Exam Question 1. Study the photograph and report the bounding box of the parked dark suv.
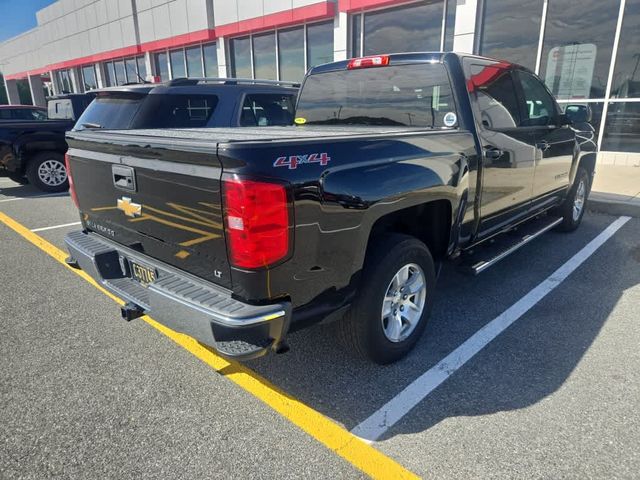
[74,78,299,131]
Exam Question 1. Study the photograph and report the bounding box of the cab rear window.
[296,63,457,128]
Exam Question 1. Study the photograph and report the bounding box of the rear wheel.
[556,167,590,232]
[26,152,68,193]
[339,234,436,364]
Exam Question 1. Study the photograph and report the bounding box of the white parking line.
[31,221,81,232]
[0,193,68,203]
[352,215,632,443]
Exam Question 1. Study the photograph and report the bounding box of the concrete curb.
[588,198,640,218]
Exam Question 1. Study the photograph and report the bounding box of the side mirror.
[564,104,592,124]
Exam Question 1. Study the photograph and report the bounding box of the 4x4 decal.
[273,153,330,170]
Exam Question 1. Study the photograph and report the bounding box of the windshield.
[295,63,457,128]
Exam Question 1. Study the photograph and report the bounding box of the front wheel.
[555,167,590,232]
[339,234,436,364]
[25,152,69,193]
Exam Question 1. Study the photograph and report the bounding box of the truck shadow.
[0,182,70,200]
[243,214,639,440]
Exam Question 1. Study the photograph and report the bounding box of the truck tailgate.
[66,136,230,288]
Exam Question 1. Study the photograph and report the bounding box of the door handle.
[536,140,551,151]
[483,147,503,159]
[112,164,136,192]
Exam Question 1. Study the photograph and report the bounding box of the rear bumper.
[64,230,291,360]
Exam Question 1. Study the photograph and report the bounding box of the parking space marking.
[352,216,632,443]
[0,211,418,480]
[31,221,82,232]
[0,193,68,203]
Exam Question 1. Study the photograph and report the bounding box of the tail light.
[65,153,79,207]
[347,55,390,69]
[222,175,291,269]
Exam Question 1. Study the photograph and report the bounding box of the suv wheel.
[339,233,436,364]
[26,152,69,193]
[556,167,590,232]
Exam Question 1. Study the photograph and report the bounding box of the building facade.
[1,0,638,164]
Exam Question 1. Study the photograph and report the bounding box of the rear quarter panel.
[218,130,477,310]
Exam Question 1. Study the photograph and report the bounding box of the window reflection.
[253,33,277,79]
[363,1,443,56]
[610,0,640,98]
[155,52,169,82]
[82,65,97,90]
[278,27,305,81]
[540,0,618,99]
[170,49,186,79]
[230,36,252,78]
[602,102,640,152]
[480,0,543,71]
[186,46,203,77]
[203,43,218,77]
[307,22,334,68]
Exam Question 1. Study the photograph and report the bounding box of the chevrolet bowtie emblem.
[117,197,142,218]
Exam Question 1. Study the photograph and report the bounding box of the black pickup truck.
[0,93,95,191]
[64,53,596,364]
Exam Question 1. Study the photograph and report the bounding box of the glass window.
[351,14,362,57]
[74,94,145,130]
[230,36,252,78]
[252,32,276,79]
[105,62,116,86]
[468,63,521,129]
[203,43,218,77]
[125,58,137,83]
[601,102,640,152]
[186,46,203,77]
[11,108,47,120]
[155,52,169,81]
[296,63,456,128]
[131,94,219,128]
[362,2,443,56]
[540,0,619,99]
[443,0,457,51]
[517,70,559,126]
[307,21,334,68]
[480,0,543,71]
[610,0,640,98]
[136,56,147,81]
[239,93,295,126]
[82,65,97,90]
[114,60,126,85]
[170,49,186,79]
[278,27,305,81]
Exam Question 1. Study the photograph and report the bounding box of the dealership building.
[1,0,638,163]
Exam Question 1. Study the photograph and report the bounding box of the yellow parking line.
[0,211,419,480]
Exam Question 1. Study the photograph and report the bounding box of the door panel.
[515,70,575,204]
[465,61,537,229]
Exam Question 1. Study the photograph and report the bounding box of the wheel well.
[579,152,597,178]
[367,200,452,260]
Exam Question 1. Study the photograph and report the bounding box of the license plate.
[130,261,158,285]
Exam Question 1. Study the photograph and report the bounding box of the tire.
[25,151,69,193]
[6,172,29,185]
[555,167,590,232]
[339,233,436,364]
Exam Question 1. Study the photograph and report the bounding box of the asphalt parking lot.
[1,175,639,479]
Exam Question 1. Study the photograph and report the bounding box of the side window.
[240,94,295,127]
[468,63,521,129]
[517,71,558,127]
[30,110,48,120]
[0,109,12,120]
